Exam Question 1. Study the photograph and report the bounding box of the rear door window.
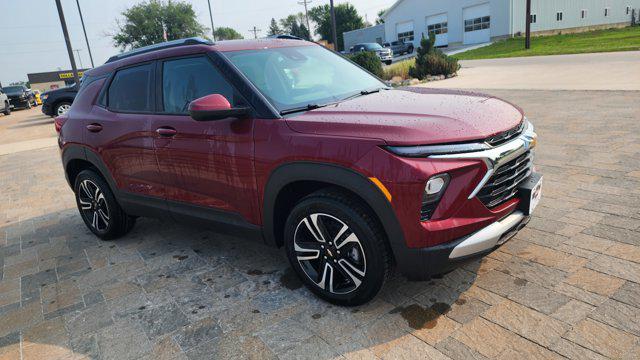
[107,63,154,112]
[161,56,236,114]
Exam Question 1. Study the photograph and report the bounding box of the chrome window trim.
[430,120,536,199]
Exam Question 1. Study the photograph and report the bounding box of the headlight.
[421,174,450,221]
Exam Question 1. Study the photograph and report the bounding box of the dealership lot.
[1,89,639,359]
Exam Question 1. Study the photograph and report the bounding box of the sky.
[0,0,394,85]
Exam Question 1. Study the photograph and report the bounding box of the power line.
[249,26,261,39]
[73,49,84,69]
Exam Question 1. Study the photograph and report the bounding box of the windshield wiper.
[279,103,326,116]
[340,87,388,102]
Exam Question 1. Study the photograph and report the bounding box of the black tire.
[284,188,391,306]
[54,101,72,116]
[2,102,9,115]
[407,46,414,54]
[385,60,393,66]
[74,169,136,240]
[26,101,31,109]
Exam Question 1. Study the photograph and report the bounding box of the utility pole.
[329,0,338,50]
[207,0,216,41]
[298,0,312,40]
[75,0,94,67]
[249,26,261,39]
[55,0,80,86]
[525,0,531,49]
[73,49,84,69]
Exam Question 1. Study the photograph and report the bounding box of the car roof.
[86,38,316,77]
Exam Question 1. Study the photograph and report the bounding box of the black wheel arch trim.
[263,161,416,271]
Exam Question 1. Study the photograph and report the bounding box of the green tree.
[376,9,386,24]
[309,3,364,51]
[279,14,310,40]
[268,18,282,36]
[113,0,206,50]
[214,27,244,40]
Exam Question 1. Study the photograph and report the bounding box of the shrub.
[409,34,460,79]
[382,58,415,80]
[347,51,384,78]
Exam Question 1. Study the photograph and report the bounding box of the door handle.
[156,127,177,137]
[86,123,102,132]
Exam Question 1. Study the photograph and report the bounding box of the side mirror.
[188,94,250,121]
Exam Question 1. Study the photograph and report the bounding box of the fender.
[262,162,413,267]
[61,144,119,192]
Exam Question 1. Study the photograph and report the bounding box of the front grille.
[477,151,533,208]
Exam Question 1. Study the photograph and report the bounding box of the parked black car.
[41,84,77,117]
[3,85,36,110]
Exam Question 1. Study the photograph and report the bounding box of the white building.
[376,0,639,48]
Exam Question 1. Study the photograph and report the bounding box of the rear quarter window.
[107,63,154,112]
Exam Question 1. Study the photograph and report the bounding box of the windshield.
[364,43,383,50]
[224,45,385,113]
[3,86,24,94]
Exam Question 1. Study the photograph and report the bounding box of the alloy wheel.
[293,213,367,294]
[57,104,71,116]
[78,179,110,232]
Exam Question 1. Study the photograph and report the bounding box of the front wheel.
[2,102,9,115]
[26,101,31,109]
[54,102,72,116]
[74,169,136,240]
[385,60,393,65]
[284,189,391,306]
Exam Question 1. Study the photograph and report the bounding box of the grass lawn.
[454,26,640,60]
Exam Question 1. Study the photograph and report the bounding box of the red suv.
[57,38,541,305]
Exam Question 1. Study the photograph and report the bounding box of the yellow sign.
[59,71,84,79]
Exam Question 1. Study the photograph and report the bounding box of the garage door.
[426,13,448,47]
[463,3,491,45]
[396,21,414,43]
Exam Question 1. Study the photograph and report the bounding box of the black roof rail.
[105,37,213,64]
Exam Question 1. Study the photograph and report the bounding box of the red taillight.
[54,115,67,133]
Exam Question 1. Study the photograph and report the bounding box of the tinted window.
[162,57,235,114]
[108,64,153,112]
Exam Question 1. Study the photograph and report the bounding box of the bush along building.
[345,0,640,50]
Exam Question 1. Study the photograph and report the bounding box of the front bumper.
[397,211,530,280]
[8,97,29,108]
[42,103,53,116]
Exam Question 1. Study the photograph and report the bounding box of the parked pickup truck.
[383,40,414,56]
[351,43,393,65]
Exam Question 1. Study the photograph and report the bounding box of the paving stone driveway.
[1,90,639,360]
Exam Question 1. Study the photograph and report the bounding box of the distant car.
[3,85,36,110]
[0,88,10,115]
[42,84,77,116]
[351,43,393,65]
[33,90,42,105]
[383,40,414,56]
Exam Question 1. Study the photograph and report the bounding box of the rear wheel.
[74,169,136,240]
[284,189,391,306]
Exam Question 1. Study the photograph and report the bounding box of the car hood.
[285,88,524,146]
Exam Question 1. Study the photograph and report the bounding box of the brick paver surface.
[1,90,639,359]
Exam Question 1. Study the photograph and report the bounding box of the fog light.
[426,177,446,195]
[421,174,450,221]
